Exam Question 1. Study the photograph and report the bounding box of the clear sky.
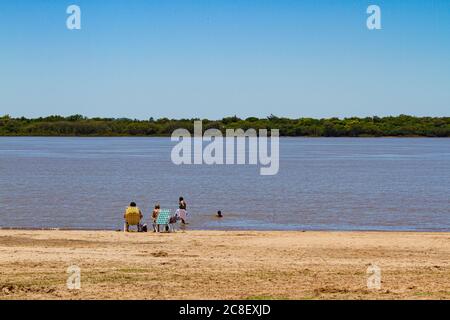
[0,0,449,119]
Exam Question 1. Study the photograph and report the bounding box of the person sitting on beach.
[176,196,188,225]
[152,204,160,232]
[124,202,143,232]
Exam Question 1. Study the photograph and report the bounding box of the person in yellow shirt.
[123,202,143,232]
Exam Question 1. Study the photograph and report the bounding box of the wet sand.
[0,229,449,300]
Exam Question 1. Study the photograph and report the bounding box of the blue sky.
[0,0,449,119]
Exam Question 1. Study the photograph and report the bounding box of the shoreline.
[2,135,450,138]
[1,229,449,300]
[1,227,449,233]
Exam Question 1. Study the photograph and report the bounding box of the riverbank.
[2,115,450,137]
[0,229,449,299]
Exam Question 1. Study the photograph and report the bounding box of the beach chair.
[124,209,141,232]
[156,209,175,232]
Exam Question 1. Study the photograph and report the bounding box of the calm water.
[0,137,449,231]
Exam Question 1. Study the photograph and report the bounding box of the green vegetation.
[1,114,449,137]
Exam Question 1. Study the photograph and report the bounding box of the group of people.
[123,197,188,232]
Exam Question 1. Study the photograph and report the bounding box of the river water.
[0,137,449,231]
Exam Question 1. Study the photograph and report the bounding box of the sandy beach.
[0,229,449,300]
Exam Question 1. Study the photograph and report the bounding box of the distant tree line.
[1,114,449,137]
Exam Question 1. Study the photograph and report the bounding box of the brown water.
[0,137,449,231]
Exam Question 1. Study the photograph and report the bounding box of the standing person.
[152,204,160,232]
[177,196,188,224]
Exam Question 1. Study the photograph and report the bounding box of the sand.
[0,229,449,300]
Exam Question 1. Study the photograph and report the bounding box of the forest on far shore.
[1,114,450,137]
